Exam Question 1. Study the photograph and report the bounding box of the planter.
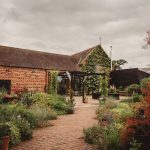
[0,136,10,150]
[109,93,120,100]
[92,93,101,99]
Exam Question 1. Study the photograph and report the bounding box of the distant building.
[110,68,150,88]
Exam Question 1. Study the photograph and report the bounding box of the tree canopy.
[112,59,127,70]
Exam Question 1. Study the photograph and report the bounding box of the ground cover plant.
[84,99,133,150]
[120,77,150,150]
[84,78,150,150]
[0,90,75,147]
[83,77,150,150]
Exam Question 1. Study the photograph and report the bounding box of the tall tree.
[112,59,127,70]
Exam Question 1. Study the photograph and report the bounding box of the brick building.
[0,45,109,94]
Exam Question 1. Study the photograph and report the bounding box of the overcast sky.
[0,0,150,68]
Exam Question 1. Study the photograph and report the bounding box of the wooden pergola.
[58,71,105,103]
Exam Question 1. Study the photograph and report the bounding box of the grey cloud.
[0,0,150,67]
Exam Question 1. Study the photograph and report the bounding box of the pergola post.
[66,71,74,101]
[82,76,87,103]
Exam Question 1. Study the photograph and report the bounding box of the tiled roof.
[0,44,102,71]
[72,45,99,64]
[0,45,78,71]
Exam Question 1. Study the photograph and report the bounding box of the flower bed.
[83,77,150,150]
[0,91,75,148]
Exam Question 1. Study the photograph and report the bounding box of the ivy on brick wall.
[48,71,58,94]
[81,45,110,93]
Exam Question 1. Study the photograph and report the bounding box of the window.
[0,80,11,94]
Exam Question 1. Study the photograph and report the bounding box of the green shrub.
[0,104,37,129]
[20,92,33,107]
[83,125,101,145]
[96,107,114,124]
[97,101,118,124]
[129,137,142,150]
[126,84,141,96]
[108,87,117,94]
[83,124,123,150]
[13,119,32,141]
[30,93,74,115]
[12,105,37,128]
[0,104,34,146]
[9,122,21,145]
[132,93,143,103]
[100,123,122,150]
[0,122,21,146]
[29,105,57,127]
[104,100,118,109]
[140,77,150,89]
[65,103,75,114]
[111,103,134,123]
[0,87,7,102]
[31,93,50,106]
[120,98,132,103]
[49,95,75,115]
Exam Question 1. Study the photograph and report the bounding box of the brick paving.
[11,97,99,150]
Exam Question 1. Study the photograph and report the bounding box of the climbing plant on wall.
[48,70,58,94]
[99,75,109,97]
[81,45,110,93]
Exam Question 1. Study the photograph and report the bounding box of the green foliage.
[50,97,75,115]
[132,93,143,103]
[48,71,58,94]
[110,103,134,123]
[83,124,122,150]
[0,87,7,103]
[12,119,32,141]
[120,98,133,103]
[126,84,141,96]
[0,122,21,146]
[0,122,10,139]
[83,45,110,93]
[129,137,142,150]
[97,100,118,123]
[112,59,127,70]
[99,76,109,97]
[83,125,101,145]
[84,100,134,150]
[31,92,50,106]
[93,100,134,149]
[0,104,37,129]
[9,123,21,145]
[29,105,57,127]
[29,93,75,115]
[100,123,121,150]
[20,92,33,107]
[140,77,150,89]
[96,107,114,124]
[0,104,34,146]
[109,87,117,94]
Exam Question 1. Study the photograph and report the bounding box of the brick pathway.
[11,97,99,150]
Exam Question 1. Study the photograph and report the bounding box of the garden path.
[11,96,99,150]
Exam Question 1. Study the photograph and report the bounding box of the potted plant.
[92,92,101,99]
[0,122,10,150]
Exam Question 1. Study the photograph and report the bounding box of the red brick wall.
[0,66,47,93]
